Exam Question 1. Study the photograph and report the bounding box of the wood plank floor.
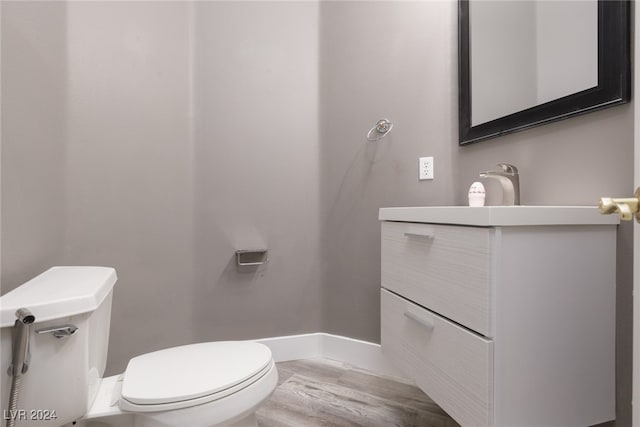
[256,358,459,427]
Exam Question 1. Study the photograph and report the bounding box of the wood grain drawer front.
[381,221,492,336]
[381,289,493,427]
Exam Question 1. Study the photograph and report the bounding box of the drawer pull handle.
[403,232,435,240]
[404,311,435,331]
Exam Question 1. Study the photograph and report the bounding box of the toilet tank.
[0,267,117,427]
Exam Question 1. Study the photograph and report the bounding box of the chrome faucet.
[479,163,520,206]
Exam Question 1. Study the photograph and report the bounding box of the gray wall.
[1,1,323,375]
[63,1,196,373]
[189,0,323,350]
[2,1,633,424]
[1,1,67,287]
[319,0,457,341]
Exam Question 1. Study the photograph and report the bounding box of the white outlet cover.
[419,157,434,180]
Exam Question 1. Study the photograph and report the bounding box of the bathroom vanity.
[379,206,619,427]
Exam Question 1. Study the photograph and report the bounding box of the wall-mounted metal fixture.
[366,118,393,141]
[236,249,268,268]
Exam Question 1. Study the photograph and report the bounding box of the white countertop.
[378,206,620,226]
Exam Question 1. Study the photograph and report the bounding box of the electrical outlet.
[419,156,434,180]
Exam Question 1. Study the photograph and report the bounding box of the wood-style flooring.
[256,358,459,427]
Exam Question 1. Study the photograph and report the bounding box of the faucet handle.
[479,163,520,206]
[496,163,518,174]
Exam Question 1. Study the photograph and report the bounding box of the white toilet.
[0,267,278,427]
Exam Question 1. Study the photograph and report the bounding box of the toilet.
[0,267,278,427]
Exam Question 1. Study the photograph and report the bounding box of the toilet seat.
[119,342,273,413]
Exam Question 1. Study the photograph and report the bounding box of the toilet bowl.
[0,267,278,427]
[75,342,278,427]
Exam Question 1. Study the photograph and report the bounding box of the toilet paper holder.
[236,249,268,267]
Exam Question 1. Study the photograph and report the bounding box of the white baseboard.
[252,333,405,378]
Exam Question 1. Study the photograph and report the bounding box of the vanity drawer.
[381,221,492,336]
[381,289,493,427]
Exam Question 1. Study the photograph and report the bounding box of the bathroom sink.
[378,206,620,226]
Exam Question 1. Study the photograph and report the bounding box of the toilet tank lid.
[0,267,117,327]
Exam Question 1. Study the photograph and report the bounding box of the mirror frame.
[458,0,631,145]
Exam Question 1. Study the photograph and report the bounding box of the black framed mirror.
[459,0,630,145]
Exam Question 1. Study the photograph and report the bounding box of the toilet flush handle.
[35,325,78,339]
